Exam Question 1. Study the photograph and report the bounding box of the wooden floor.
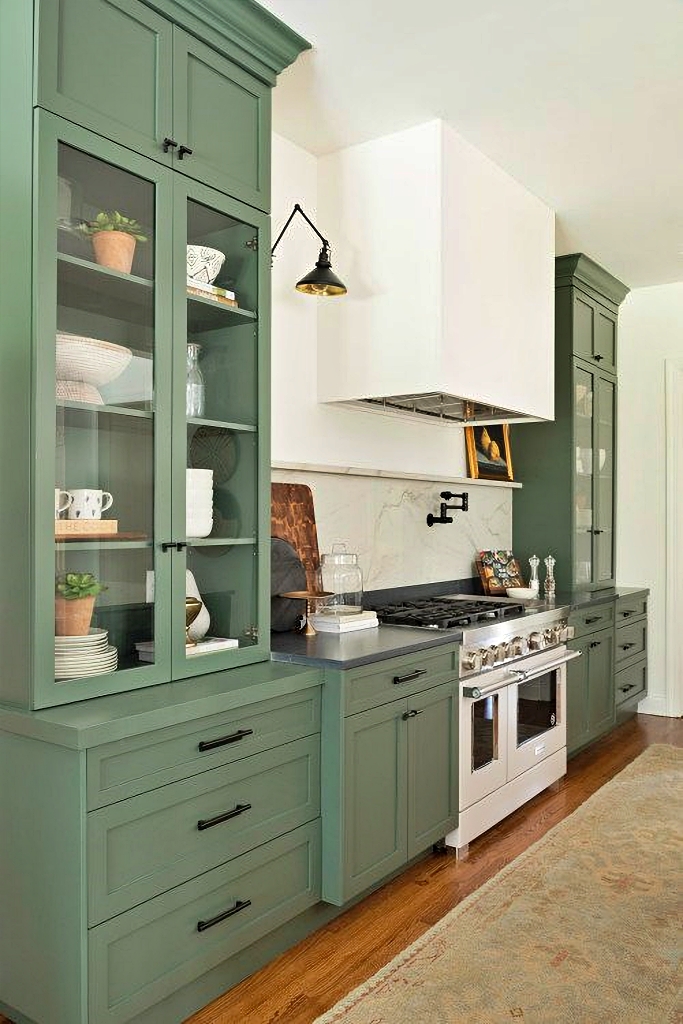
[2,713,680,1024]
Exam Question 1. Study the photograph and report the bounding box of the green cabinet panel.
[36,0,273,210]
[89,820,320,1024]
[615,658,647,709]
[87,687,320,807]
[566,621,615,756]
[513,254,627,592]
[88,734,320,923]
[343,700,408,898]
[343,646,455,716]
[322,665,458,907]
[571,602,614,638]
[173,29,270,210]
[407,683,458,857]
[615,618,647,665]
[36,0,174,166]
[614,591,648,722]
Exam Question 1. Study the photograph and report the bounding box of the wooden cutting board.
[271,483,321,592]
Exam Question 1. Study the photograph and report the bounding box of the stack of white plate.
[54,628,118,680]
[187,468,213,537]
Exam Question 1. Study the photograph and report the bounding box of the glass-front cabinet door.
[33,113,268,709]
[170,178,269,677]
[594,373,616,586]
[573,363,594,587]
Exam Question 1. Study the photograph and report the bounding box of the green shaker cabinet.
[36,0,276,211]
[513,254,629,592]
[615,591,648,722]
[322,649,459,906]
[566,611,615,756]
[1,0,309,710]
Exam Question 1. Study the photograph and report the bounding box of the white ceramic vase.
[186,570,210,640]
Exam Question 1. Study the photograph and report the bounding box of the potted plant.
[55,572,107,637]
[79,210,147,274]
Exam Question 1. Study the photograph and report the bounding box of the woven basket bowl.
[56,332,132,387]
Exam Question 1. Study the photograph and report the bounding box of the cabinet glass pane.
[595,376,615,582]
[183,198,260,658]
[573,365,593,585]
[55,144,157,678]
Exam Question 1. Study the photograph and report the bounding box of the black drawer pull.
[393,669,427,685]
[162,136,178,153]
[594,353,604,361]
[401,708,425,720]
[584,616,601,624]
[197,802,252,831]
[592,529,604,535]
[197,898,251,933]
[621,610,634,617]
[178,144,193,159]
[620,683,636,693]
[198,728,254,752]
[589,640,601,648]
[620,642,636,650]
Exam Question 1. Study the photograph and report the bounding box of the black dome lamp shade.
[271,203,347,297]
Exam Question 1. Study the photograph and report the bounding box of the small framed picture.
[465,424,514,482]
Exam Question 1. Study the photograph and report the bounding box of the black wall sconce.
[427,491,469,527]
[271,203,347,296]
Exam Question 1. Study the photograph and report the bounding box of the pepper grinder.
[528,554,540,597]
[543,555,556,600]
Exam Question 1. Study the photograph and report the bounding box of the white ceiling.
[258,0,683,289]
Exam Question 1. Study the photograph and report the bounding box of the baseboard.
[637,695,673,717]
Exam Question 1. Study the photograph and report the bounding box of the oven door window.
[516,670,557,747]
[472,693,500,770]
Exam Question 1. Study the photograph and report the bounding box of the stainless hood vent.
[359,393,539,425]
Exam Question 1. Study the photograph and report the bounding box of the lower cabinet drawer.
[88,735,320,925]
[615,620,647,664]
[616,594,648,621]
[570,602,614,638]
[87,688,321,808]
[344,647,456,715]
[89,820,321,1024]
[615,659,647,707]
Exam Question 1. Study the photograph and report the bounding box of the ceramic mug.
[55,489,73,519]
[67,489,114,520]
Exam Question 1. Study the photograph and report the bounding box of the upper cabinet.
[316,119,556,424]
[0,0,309,709]
[513,255,628,592]
[34,0,296,212]
[555,254,628,376]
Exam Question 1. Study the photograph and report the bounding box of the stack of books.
[186,279,238,307]
[135,637,239,661]
[308,610,378,634]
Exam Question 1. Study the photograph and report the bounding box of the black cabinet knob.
[163,137,178,153]
[178,144,193,159]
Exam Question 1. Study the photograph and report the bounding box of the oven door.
[460,672,510,810]
[507,648,581,781]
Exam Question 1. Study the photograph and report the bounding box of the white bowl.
[506,587,537,600]
[56,333,132,387]
[186,468,213,483]
[186,245,225,285]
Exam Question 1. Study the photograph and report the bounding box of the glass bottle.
[186,342,205,418]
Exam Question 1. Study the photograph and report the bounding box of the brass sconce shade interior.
[271,203,347,296]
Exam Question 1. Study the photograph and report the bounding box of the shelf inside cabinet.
[57,254,153,326]
[187,416,256,433]
[55,537,151,550]
[187,537,256,547]
[58,400,153,418]
[186,293,257,333]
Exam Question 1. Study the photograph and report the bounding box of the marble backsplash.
[271,464,515,591]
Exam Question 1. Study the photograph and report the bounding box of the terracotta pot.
[55,595,96,637]
[91,231,137,274]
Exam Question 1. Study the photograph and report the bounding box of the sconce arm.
[271,203,330,257]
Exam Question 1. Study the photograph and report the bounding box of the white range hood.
[316,120,555,424]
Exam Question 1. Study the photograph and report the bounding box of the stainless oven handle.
[517,648,582,682]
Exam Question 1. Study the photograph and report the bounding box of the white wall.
[617,282,683,716]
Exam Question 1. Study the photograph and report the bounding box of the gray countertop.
[270,585,650,670]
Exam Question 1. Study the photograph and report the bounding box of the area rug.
[314,744,683,1024]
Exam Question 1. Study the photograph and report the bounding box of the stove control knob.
[528,631,543,650]
[481,647,495,668]
[490,644,502,665]
[511,636,527,656]
[544,627,558,645]
[498,641,511,660]
[462,650,481,673]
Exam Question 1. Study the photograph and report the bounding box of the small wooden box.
[55,519,118,537]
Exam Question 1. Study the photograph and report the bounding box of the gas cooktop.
[371,595,526,630]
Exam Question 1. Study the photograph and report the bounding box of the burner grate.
[373,597,524,630]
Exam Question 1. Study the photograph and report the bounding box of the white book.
[186,278,236,300]
[136,636,239,659]
[308,612,378,633]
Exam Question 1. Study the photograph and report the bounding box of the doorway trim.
[665,359,683,717]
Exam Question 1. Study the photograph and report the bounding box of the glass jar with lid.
[321,543,363,613]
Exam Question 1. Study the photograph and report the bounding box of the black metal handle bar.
[393,669,427,685]
[198,728,254,752]
[197,898,251,933]
[197,803,252,831]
